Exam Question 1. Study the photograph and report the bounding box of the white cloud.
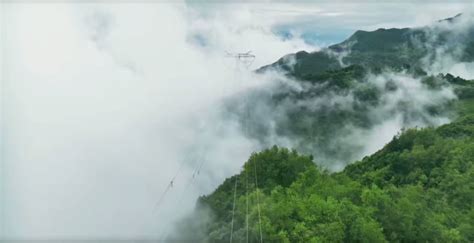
[1,2,312,239]
[1,1,471,240]
[238,1,471,45]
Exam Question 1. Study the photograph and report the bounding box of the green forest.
[191,109,474,242]
[173,14,474,242]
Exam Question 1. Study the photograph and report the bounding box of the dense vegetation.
[173,14,474,242]
[179,112,474,242]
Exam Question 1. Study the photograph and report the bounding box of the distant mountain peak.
[258,13,473,78]
[438,13,463,23]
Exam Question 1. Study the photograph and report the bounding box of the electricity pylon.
[225,50,256,69]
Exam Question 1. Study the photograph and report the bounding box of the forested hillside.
[176,105,474,242]
[172,14,474,242]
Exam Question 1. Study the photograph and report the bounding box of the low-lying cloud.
[1,3,311,239]
[1,2,472,241]
[224,70,456,171]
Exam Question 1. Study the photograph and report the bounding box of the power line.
[254,160,263,243]
[161,147,209,240]
[246,170,249,243]
[245,76,250,243]
[153,159,187,241]
[153,161,185,210]
[177,147,208,206]
[144,50,257,240]
[177,164,199,205]
[139,152,195,240]
[229,176,238,243]
[226,49,258,243]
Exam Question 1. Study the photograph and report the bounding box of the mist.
[222,13,473,171]
[1,3,313,239]
[1,2,472,241]
[223,70,456,172]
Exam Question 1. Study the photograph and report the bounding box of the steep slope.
[175,110,474,242]
[172,14,474,242]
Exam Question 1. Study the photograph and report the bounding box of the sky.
[0,0,473,240]
[186,1,472,46]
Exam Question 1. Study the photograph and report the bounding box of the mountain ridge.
[172,14,474,242]
[258,13,473,80]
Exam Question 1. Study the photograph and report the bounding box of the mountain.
[172,14,474,242]
[258,13,474,79]
[224,14,474,168]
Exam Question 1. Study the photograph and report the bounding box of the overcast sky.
[1,1,473,240]
[186,1,473,46]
